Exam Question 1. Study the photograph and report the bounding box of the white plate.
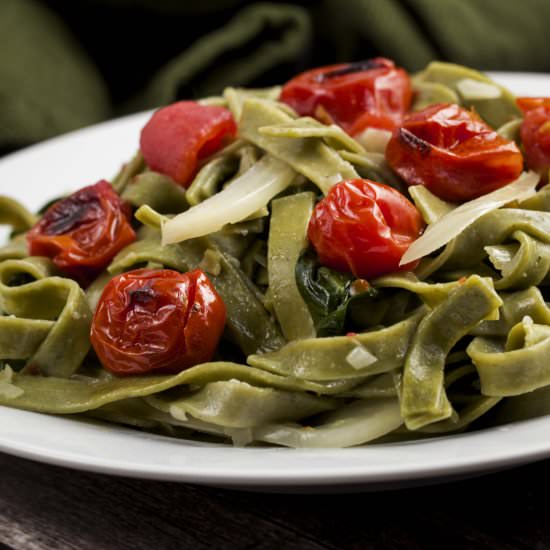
[0,73,548,492]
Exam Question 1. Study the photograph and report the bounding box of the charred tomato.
[90,268,226,376]
[280,58,412,134]
[27,180,136,285]
[385,103,523,202]
[517,97,550,177]
[307,179,425,279]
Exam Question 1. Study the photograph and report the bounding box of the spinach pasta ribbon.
[400,276,502,430]
[248,308,426,381]
[0,257,92,377]
[469,317,550,396]
[239,97,358,194]
[443,209,550,272]
[0,361,342,414]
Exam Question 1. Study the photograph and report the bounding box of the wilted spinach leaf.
[295,249,379,336]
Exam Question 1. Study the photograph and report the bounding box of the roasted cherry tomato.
[307,179,425,279]
[280,58,412,134]
[517,97,550,177]
[27,180,136,285]
[140,101,237,187]
[385,103,523,202]
[90,268,226,376]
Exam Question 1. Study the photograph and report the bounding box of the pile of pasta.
[0,61,548,448]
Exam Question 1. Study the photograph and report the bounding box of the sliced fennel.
[456,78,502,100]
[162,155,296,244]
[400,172,539,266]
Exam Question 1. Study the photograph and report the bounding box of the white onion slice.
[346,345,378,370]
[456,78,502,100]
[400,171,539,266]
[162,155,295,244]
[0,366,23,399]
[354,127,392,154]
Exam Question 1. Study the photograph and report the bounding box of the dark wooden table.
[0,452,548,549]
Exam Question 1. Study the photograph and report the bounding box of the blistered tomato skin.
[517,97,550,177]
[280,58,412,134]
[27,180,136,286]
[385,103,524,202]
[307,179,425,279]
[140,101,237,187]
[90,269,226,376]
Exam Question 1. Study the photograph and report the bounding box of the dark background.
[3,0,550,153]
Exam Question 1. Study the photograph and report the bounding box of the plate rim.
[1,405,550,487]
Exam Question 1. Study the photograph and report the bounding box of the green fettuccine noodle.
[497,118,523,143]
[248,308,425,381]
[252,398,403,448]
[485,231,550,290]
[259,117,366,155]
[0,234,29,261]
[373,273,462,308]
[268,192,316,340]
[412,80,460,111]
[469,317,550,396]
[401,276,502,430]
[340,372,397,399]
[111,150,146,194]
[412,364,501,434]
[186,155,238,206]
[338,150,405,191]
[412,61,521,128]
[0,196,37,232]
[223,86,282,120]
[408,185,456,224]
[471,287,550,337]
[121,171,188,213]
[4,61,550,448]
[239,98,358,194]
[436,209,550,270]
[0,361,358,413]
[0,257,91,377]
[519,183,550,211]
[147,379,337,429]
[490,385,550,425]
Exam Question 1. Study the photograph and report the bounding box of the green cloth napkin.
[2,0,550,150]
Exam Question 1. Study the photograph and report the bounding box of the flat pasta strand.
[268,192,316,340]
[469,317,550,396]
[0,257,92,377]
[239,98,358,194]
[401,276,502,430]
[147,379,337,429]
[0,361,360,413]
[248,308,426,381]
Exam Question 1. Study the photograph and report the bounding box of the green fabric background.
[2,0,550,151]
